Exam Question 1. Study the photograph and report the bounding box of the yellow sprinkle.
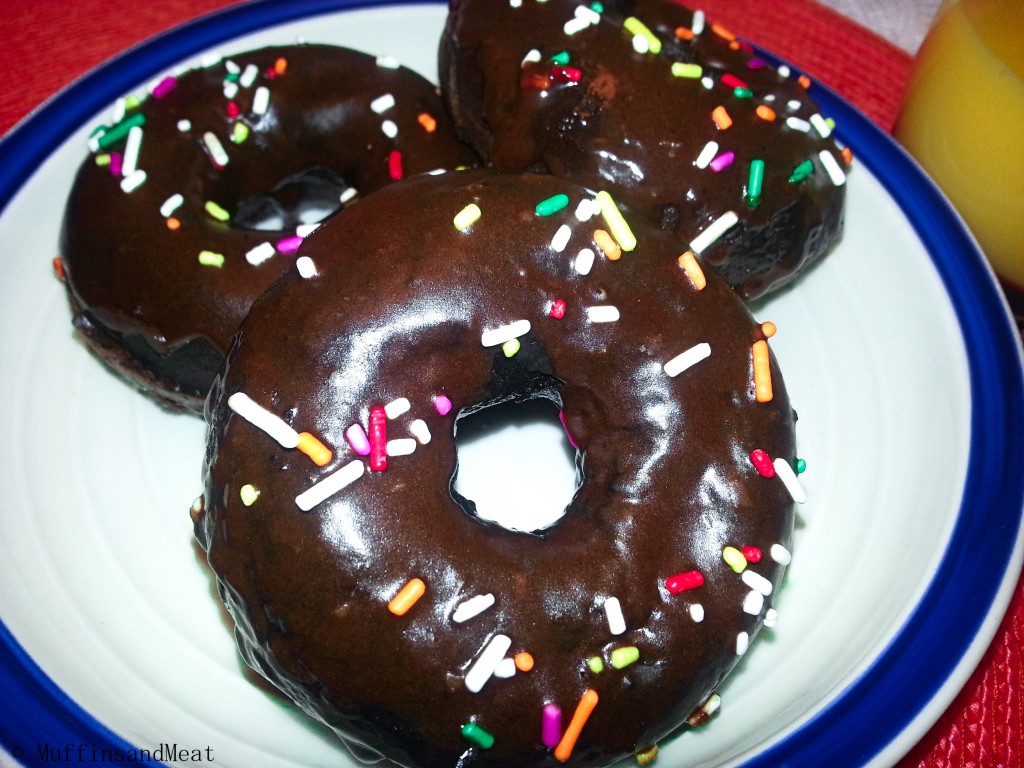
[594,191,636,252]
[297,431,333,467]
[671,62,703,79]
[635,745,660,767]
[239,484,259,506]
[198,250,225,267]
[554,689,599,763]
[712,105,733,130]
[204,200,230,221]
[723,545,747,573]
[752,339,773,402]
[388,578,426,616]
[593,228,621,261]
[677,250,706,290]
[624,17,661,54]
[453,203,482,232]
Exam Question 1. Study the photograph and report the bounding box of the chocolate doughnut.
[439,0,848,299]
[58,44,477,413]
[194,169,803,767]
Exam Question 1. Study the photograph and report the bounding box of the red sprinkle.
[742,546,763,563]
[550,65,582,83]
[749,448,776,477]
[388,149,403,181]
[720,73,748,90]
[666,571,704,594]
[549,299,567,319]
[52,257,65,281]
[521,71,553,90]
[368,406,388,471]
[226,101,241,118]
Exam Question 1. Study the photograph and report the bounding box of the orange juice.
[895,0,1024,295]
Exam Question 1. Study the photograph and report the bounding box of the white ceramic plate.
[1,3,1022,767]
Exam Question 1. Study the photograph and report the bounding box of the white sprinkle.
[551,223,572,252]
[381,119,398,138]
[819,149,847,186]
[340,187,358,204]
[384,397,411,419]
[787,98,801,111]
[632,33,649,54]
[160,194,184,217]
[586,305,620,323]
[575,248,595,275]
[376,55,401,69]
[227,392,300,448]
[736,631,750,656]
[521,48,542,65]
[785,116,811,132]
[177,119,192,132]
[689,210,738,254]
[692,9,705,34]
[111,97,127,124]
[576,4,601,23]
[702,693,722,717]
[252,86,270,116]
[742,570,773,596]
[121,125,143,177]
[295,459,365,511]
[240,64,259,88]
[770,543,792,565]
[119,169,147,193]
[701,75,715,89]
[202,132,229,168]
[409,419,432,444]
[224,59,240,75]
[200,53,222,68]
[742,590,765,615]
[481,319,531,347]
[509,0,522,7]
[764,93,776,102]
[764,608,779,628]
[689,603,705,623]
[296,256,318,278]
[564,16,590,35]
[223,81,239,100]
[663,342,711,377]
[386,438,417,457]
[371,93,396,114]
[773,457,807,503]
[779,65,792,78]
[494,657,517,678]
[245,242,276,266]
[604,597,626,635]
[574,198,595,221]
[695,141,719,169]
[453,593,496,623]
[810,113,832,138]
[465,634,512,693]
[296,222,320,238]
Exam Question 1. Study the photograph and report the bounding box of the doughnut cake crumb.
[196,169,803,768]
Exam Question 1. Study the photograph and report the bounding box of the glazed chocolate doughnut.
[194,169,803,767]
[439,0,848,299]
[59,44,477,413]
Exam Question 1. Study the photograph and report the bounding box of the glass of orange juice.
[894,0,1024,328]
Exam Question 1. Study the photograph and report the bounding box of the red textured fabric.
[1,1,1022,766]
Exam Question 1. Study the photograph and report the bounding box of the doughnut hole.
[451,396,580,533]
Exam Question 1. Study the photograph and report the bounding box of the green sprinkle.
[826,117,836,131]
[789,159,815,183]
[225,71,241,83]
[239,484,260,506]
[232,122,250,144]
[745,159,765,208]
[198,250,225,267]
[733,87,754,99]
[590,1,603,11]
[624,17,661,53]
[671,62,702,78]
[461,723,494,750]
[123,95,142,112]
[96,111,146,150]
[204,201,231,222]
[453,203,482,232]
[610,646,640,669]
[588,656,605,674]
[722,545,747,573]
[535,193,570,217]
[550,51,571,65]
[796,458,807,474]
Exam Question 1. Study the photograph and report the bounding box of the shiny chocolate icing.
[439,0,847,300]
[195,169,799,767]
[59,44,477,413]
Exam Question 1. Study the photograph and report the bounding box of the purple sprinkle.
[748,58,767,69]
[710,151,735,172]
[108,152,123,176]
[152,76,178,99]
[434,395,453,416]
[542,704,562,749]
[345,423,371,456]
[276,235,304,254]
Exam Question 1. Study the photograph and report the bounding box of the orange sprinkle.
[761,321,777,339]
[674,25,695,41]
[274,57,288,75]
[729,41,741,51]
[677,250,706,291]
[51,257,65,281]
[798,74,811,89]
[297,431,333,467]
[755,104,777,121]
[711,105,733,131]
[752,340,773,403]
[593,229,621,261]
[388,578,426,616]
[841,146,855,166]
[417,112,437,133]
[554,689,599,762]
[514,652,535,672]
[711,22,735,40]
[166,217,181,230]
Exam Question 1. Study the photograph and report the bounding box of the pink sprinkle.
[710,151,735,172]
[558,410,579,450]
[108,152,123,177]
[368,407,388,471]
[345,423,371,456]
[276,235,303,254]
[748,58,767,69]
[434,395,453,416]
[388,149,403,181]
[152,76,177,99]
[721,73,748,90]
[665,571,704,594]
[542,704,562,748]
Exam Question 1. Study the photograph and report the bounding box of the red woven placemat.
[1,1,1021,766]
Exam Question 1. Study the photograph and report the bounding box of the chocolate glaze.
[195,170,799,767]
[59,44,478,413]
[439,0,847,299]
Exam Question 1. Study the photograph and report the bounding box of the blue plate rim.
[1,1,1022,766]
